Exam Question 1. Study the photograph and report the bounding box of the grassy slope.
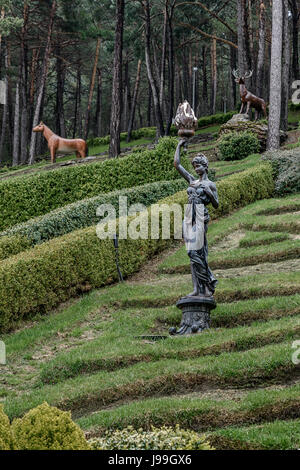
[0,192,299,449]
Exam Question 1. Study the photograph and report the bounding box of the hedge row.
[0,137,191,231]
[0,162,273,332]
[0,179,187,260]
[87,112,236,146]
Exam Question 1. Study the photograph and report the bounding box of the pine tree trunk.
[267,0,283,150]
[210,38,217,115]
[143,0,164,137]
[159,7,168,120]
[73,67,82,138]
[281,0,290,131]
[94,68,102,137]
[256,1,266,97]
[84,37,101,141]
[109,0,125,158]
[165,7,175,135]
[290,0,299,81]
[55,46,66,137]
[12,82,20,166]
[0,43,9,164]
[29,0,56,164]
[230,43,237,109]
[237,0,247,74]
[127,59,142,142]
[202,46,209,114]
[123,59,131,132]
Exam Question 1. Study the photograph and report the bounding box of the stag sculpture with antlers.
[232,69,267,120]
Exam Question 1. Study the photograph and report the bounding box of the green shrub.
[262,148,300,195]
[89,425,213,450]
[218,131,260,161]
[12,402,90,450]
[0,404,13,450]
[87,113,235,145]
[0,163,273,332]
[0,137,189,231]
[0,179,187,256]
[0,235,31,261]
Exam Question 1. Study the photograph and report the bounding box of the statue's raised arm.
[174,139,196,184]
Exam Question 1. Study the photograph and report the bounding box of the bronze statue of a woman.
[170,139,219,335]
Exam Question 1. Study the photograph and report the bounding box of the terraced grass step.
[159,240,300,273]
[38,315,300,384]
[119,271,300,307]
[77,385,300,435]
[4,341,299,420]
[238,231,290,248]
[209,419,300,450]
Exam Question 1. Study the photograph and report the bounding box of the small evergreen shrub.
[0,163,273,331]
[12,402,90,450]
[262,148,300,196]
[89,425,213,450]
[0,405,13,450]
[218,131,260,161]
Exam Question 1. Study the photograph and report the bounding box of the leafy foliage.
[218,131,260,161]
[11,402,89,450]
[0,404,13,450]
[89,425,213,450]
[262,148,300,195]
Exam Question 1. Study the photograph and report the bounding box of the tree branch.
[175,21,238,48]
[175,1,237,36]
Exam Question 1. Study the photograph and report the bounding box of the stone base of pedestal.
[169,296,216,336]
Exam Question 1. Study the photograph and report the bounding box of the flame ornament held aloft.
[174,101,198,132]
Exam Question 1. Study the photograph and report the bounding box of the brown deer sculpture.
[232,69,267,120]
[32,122,88,163]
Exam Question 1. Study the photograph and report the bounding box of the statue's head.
[232,69,253,85]
[192,154,208,176]
[33,121,44,132]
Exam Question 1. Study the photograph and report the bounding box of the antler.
[244,70,253,79]
[232,69,240,79]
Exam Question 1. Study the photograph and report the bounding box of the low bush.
[0,137,189,231]
[0,179,187,258]
[0,235,31,261]
[218,131,260,161]
[87,113,235,146]
[89,425,213,450]
[0,405,13,450]
[11,402,90,450]
[0,163,273,331]
[262,148,300,195]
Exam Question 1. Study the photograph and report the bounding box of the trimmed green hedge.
[0,137,191,231]
[0,163,273,332]
[0,179,187,260]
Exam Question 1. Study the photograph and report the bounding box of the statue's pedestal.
[169,296,216,336]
